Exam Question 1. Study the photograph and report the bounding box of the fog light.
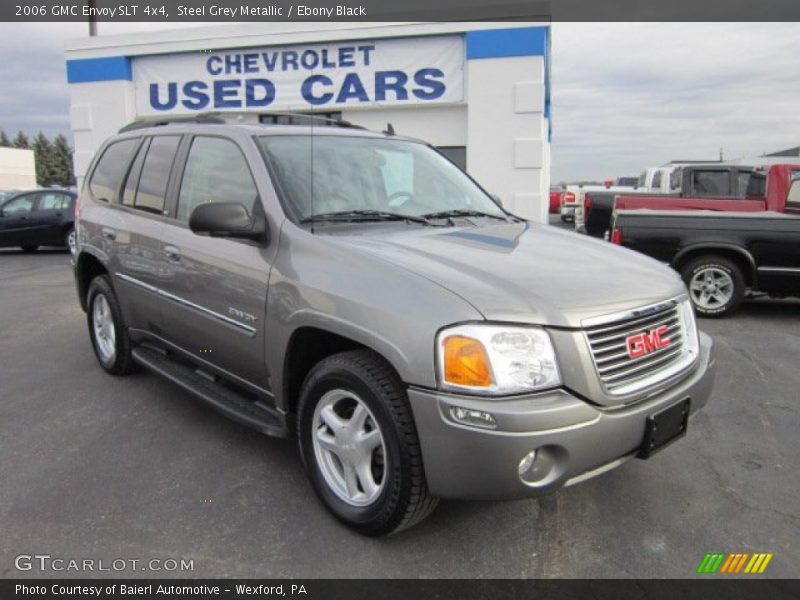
[449,406,497,429]
[518,451,537,476]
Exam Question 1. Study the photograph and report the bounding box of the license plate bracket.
[637,398,690,459]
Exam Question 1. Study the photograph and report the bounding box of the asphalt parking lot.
[1,242,798,579]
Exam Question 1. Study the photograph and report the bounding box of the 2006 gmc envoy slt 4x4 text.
[73,115,716,536]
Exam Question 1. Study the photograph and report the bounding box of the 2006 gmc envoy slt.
[73,114,716,535]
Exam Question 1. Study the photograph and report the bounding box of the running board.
[132,346,289,438]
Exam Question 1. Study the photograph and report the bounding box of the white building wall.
[340,105,467,147]
[0,147,36,189]
[466,56,547,221]
[69,81,138,179]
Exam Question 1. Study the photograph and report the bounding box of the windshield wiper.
[420,209,509,221]
[300,210,434,225]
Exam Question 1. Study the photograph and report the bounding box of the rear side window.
[2,194,36,214]
[133,136,180,214]
[88,139,139,203]
[788,174,800,208]
[39,192,72,210]
[691,170,730,196]
[652,170,662,189]
[176,137,257,222]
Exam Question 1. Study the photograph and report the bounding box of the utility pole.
[719,147,724,162]
[87,0,97,36]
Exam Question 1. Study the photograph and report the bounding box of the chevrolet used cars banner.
[133,34,465,114]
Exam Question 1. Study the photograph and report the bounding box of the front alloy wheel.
[298,349,438,536]
[312,389,387,506]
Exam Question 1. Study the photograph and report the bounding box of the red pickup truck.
[616,164,800,214]
[582,164,800,238]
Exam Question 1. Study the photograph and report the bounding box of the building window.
[436,146,467,171]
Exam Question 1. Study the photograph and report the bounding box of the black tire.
[680,255,745,318]
[297,349,438,536]
[20,245,38,252]
[86,274,138,375]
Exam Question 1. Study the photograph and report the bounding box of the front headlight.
[436,323,561,395]
[678,298,700,361]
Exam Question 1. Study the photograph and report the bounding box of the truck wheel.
[86,275,137,375]
[681,255,745,318]
[297,349,438,536]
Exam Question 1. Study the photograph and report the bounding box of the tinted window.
[2,194,36,214]
[742,171,766,198]
[788,175,800,208]
[39,192,72,210]
[692,170,730,196]
[122,141,148,207]
[177,137,257,222]
[89,139,139,203]
[134,136,180,214]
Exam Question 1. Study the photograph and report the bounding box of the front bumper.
[408,331,715,500]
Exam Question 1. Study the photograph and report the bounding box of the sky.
[1,21,799,182]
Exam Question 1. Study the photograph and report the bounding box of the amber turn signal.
[442,335,493,387]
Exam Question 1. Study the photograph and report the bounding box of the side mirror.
[491,194,503,208]
[189,202,267,243]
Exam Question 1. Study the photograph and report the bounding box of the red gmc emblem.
[626,325,672,359]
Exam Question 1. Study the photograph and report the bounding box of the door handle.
[101,227,116,240]
[164,245,181,261]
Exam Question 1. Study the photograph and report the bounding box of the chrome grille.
[585,303,686,394]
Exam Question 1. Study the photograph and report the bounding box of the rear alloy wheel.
[681,255,744,318]
[86,275,137,375]
[65,228,76,255]
[298,349,438,536]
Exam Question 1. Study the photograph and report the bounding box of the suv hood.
[327,221,686,328]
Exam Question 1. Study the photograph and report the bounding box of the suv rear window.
[89,139,139,203]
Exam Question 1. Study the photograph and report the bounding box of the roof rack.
[118,112,226,133]
[118,111,367,133]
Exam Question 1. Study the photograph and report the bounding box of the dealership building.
[65,22,552,221]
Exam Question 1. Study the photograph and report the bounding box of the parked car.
[0,188,77,253]
[74,116,715,535]
[581,164,776,238]
[611,185,800,317]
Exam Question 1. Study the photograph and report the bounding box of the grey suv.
[74,115,716,535]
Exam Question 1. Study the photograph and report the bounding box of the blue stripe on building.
[66,56,132,83]
[465,27,548,60]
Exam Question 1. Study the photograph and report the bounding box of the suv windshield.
[259,135,506,223]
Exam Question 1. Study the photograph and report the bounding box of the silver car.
[74,116,715,535]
